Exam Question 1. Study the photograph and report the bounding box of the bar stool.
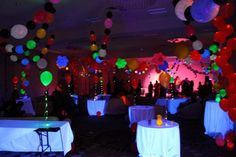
[35,127,60,154]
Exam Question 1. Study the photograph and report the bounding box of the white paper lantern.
[11,24,28,39]
[175,0,193,21]
[37,58,48,69]
[10,55,18,62]
[192,40,203,50]
[5,44,14,53]
[99,49,107,57]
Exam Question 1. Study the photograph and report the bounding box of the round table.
[87,99,107,116]
[128,105,155,126]
[136,119,180,157]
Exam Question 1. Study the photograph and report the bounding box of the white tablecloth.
[16,97,35,115]
[156,98,189,114]
[0,120,74,155]
[87,99,107,116]
[136,119,180,157]
[204,100,234,138]
[97,94,111,102]
[128,105,155,125]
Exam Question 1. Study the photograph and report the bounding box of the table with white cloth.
[204,100,234,138]
[128,105,155,126]
[0,120,74,155]
[136,119,180,157]
[97,94,111,102]
[87,99,107,116]
[155,98,189,114]
[16,96,35,115]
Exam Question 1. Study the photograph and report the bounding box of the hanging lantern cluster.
[90,11,113,63]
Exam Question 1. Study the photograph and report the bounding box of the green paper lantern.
[40,71,53,87]
[219,89,227,97]
[92,52,99,59]
[33,55,41,62]
[115,58,127,69]
[209,44,219,53]
[26,40,36,50]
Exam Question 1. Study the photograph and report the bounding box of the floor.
[0,101,236,157]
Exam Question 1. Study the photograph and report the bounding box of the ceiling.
[0,0,235,58]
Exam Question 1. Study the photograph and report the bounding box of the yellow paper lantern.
[127,58,139,70]
[159,72,170,88]
[41,47,48,55]
[175,43,189,59]
[156,114,163,126]
[90,44,98,51]
[36,28,46,39]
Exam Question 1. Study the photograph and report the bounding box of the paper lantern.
[159,72,170,88]
[175,44,189,59]
[5,44,14,53]
[37,58,48,69]
[127,58,139,70]
[175,0,193,21]
[36,28,46,39]
[11,24,28,39]
[40,71,53,87]
[191,0,220,23]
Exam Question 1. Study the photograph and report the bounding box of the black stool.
[35,127,60,154]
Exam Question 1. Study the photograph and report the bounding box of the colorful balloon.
[40,71,53,87]
[175,0,193,21]
[11,24,28,39]
[37,58,48,69]
[36,28,46,39]
[159,72,170,88]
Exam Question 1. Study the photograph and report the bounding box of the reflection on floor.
[0,102,235,157]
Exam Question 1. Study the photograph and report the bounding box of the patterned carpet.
[0,106,236,157]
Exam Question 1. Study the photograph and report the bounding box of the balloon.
[227,141,235,150]
[215,134,225,147]
[102,35,110,44]
[225,131,235,142]
[95,56,103,63]
[37,58,48,69]
[219,47,232,60]
[186,25,195,36]
[131,79,138,89]
[175,44,189,59]
[215,55,226,67]
[40,71,53,87]
[221,63,233,77]
[33,10,47,24]
[191,0,220,23]
[175,0,194,21]
[222,24,234,36]
[90,34,96,41]
[226,38,236,50]
[158,60,168,71]
[159,72,170,88]
[21,58,29,66]
[10,55,18,62]
[228,107,236,121]
[5,44,14,53]
[12,76,19,84]
[41,47,49,55]
[11,24,28,39]
[104,18,113,28]
[90,44,98,51]
[220,98,230,112]
[36,28,46,39]
[98,49,107,57]
[152,52,165,65]
[221,2,234,19]
[214,31,227,44]
[127,58,139,70]
[45,12,54,24]
[212,16,225,30]
[192,40,203,50]
[47,38,55,45]
[190,50,201,61]
[49,0,61,4]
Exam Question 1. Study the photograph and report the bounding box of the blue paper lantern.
[190,0,220,23]
[15,45,24,54]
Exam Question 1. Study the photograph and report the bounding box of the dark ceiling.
[0,0,235,58]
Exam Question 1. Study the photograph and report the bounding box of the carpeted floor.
[0,101,236,157]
